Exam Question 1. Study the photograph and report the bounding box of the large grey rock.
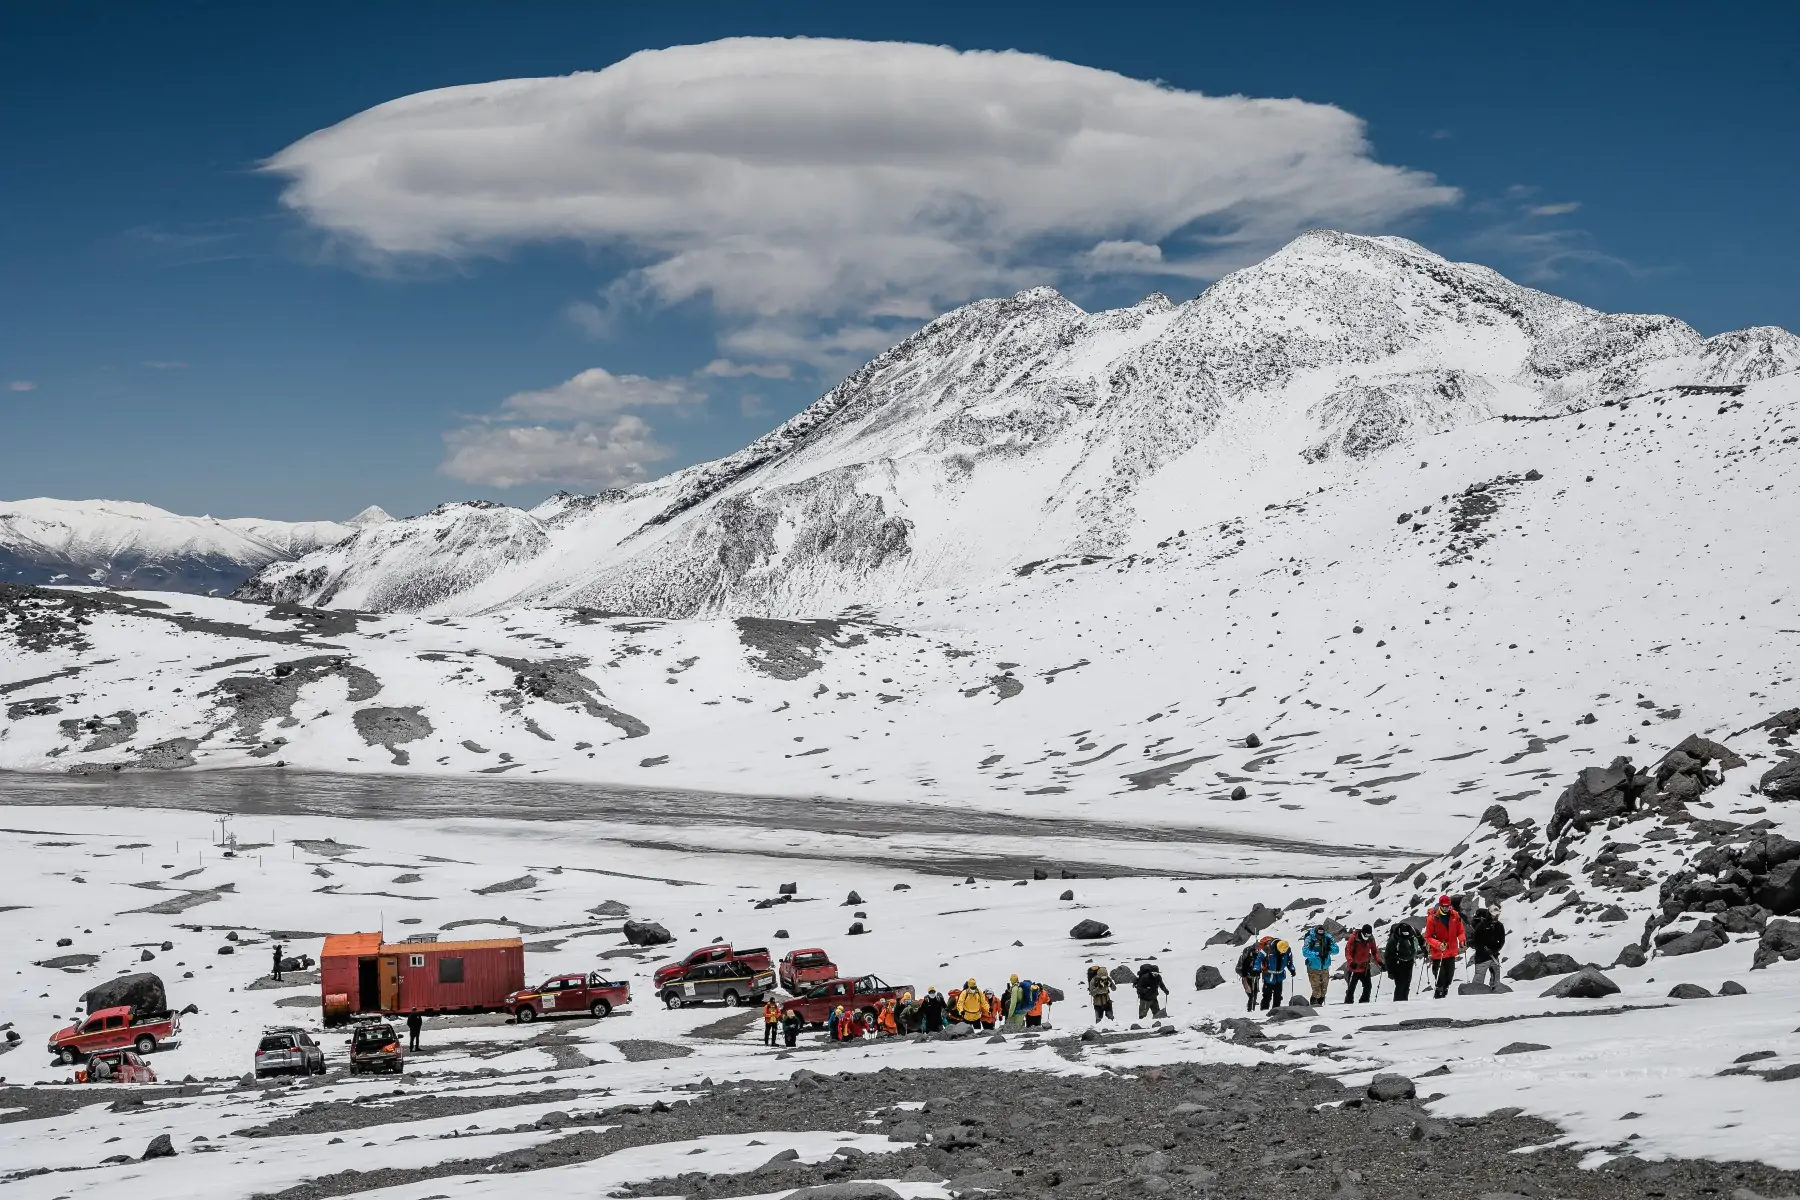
[1752,918,1800,970]
[1367,1074,1416,1102]
[1613,944,1648,969]
[1506,951,1581,981]
[1110,964,1136,984]
[1193,965,1224,991]
[1069,919,1111,940]
[142,1134,176,1160]
[622,919,673,946]
[1540,967,1619,999]
[1759,756,1800,801]
[1224,903,1282,946]
[1719,979,1748,996]
[1667,983,1712,999]
[81,972,167,1016]
[1655,925,1728,956]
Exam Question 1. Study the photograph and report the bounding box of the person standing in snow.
[1086,965,1115,1021]
[1004,975,1027,1029]
[271,942,285,982]
[781,1006,803,1047]
[762,996,782,1046]
[1255,937,1296,1010]
[1235,942,1261,1012]
[920,987,947,1033]
[1134,963,1170,1019]
[954,978,987,1027]
[1025,981,1051,1028]
[406,1012,422,1051]
[1343,925,1383,1003]
[1423,895,1467,999]
[1468,904,1507,990]
[1301,925,1339,1005]
[1384,920,1424,1001]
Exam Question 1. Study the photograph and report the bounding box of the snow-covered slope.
[242,231,1800,618]
[0,498,362,594]
[11,371,1800,859]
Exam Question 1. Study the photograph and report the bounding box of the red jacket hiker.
[1345,930,1383,972]
[1423,904,1467,961]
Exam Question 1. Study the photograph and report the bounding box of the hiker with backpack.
[1384,920,1424,1002]
[1086,965,1116,1021]
[1343,924,1383,1003]
[1423,895,1468,999]
[1254,936,1296,1010]
[1235,941,1261,1012]
[1134,963,1170,1019]
[1468,904,1507,990]
[1301,924,1340,1005]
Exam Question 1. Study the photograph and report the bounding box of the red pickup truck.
[48,1006,180,1064]
[781,974,913,1027]
[504,971,631,1021]
[653,944,771,989]
[75,1049,157,1084]
[778,947,837,992]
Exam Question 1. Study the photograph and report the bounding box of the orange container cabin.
[320,932,524,1025]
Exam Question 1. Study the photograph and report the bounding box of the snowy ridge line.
[241,229,1800,620]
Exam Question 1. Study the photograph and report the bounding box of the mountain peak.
[348,505,393,526]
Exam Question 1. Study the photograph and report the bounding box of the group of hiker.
[761,976,1054,1047]
[1085,961,1171,1020]
[1234,895,1508,1011]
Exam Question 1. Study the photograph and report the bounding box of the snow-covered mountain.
[241,230,1800,618]
[0,498,376,594]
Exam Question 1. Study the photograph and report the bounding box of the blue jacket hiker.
[1301,925,1339,1005]
[1253,937,1296,1011]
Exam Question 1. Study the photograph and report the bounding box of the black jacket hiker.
[1384,923,1424,1002]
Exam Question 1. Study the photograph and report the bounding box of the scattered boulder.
[1667,983,1712,999]
[1752,918,1800,969]
[1540,967,1619,999]
[1217,902,1282,947]
[1480,804,1511,829]
[1546,757,1650,841]
[1757,755,1800,801]
[1032,868,1048,881]
[844,890,863,906]
[56,937,72,947]
[142,1134,176,1160]
[1194,965,1224,991]
[1495,1042,1549,1055]
[1655,924,1728,957]
[1069,919,1111,940]
[778,882,798,895]
[217,945,234,956]
[1244,734,1262,749]
[81,973,166,1017]
[774,929,790,940]
[139,949,155,962]
[1230,786,1248,801]
[622,920,673,946]
[1109,965,1136,985]
[1720,980,1748,996]
[1367,1074,1415,1102]
[1457,982,1512,996]
[1060,889,1075,901]
[1613,944,1648,969]
[1506,951,1581,981]
[848,922,866,936]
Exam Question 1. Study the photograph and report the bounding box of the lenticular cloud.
[266,38,1455,322]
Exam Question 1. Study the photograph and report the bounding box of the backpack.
[1235,944,1258,976]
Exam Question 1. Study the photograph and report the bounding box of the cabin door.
[379,956,401,1011]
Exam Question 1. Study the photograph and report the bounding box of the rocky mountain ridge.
[242,230,1800,618]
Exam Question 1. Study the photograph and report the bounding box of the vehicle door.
[100,1013,129,1051]
[683,962,724,1003]
[553,977,588,1013]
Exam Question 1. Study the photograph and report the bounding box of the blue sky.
[3,0,1796,520]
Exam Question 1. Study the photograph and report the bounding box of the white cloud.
[441,417,671,489]
[143,360,189,370]
[1527,201,1582,217]
[698,358,793,380]
[267,37,1456,339]
[7,381,36,392]
[498,367,697,421]
[441,367,698,489]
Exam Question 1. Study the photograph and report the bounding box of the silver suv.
[254,1028,325,1078]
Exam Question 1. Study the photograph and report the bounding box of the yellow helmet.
[1009,973,1019,983]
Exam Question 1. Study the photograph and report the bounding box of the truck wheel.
[663,992,684,1010]
[860,1006,878,1023]
[589,999,612,1019]
[58,1047,81,1065]
[722,991,741,1008]
[134,1035,157,1055]
[514,1005,537,1024]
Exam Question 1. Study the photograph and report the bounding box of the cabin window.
[438,956,465,984]
[104,1015,125,1029]
[409,954,425,968]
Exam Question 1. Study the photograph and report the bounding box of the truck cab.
[505,971,631,1022]
[48,1006,180,1064]
[653,944,771,988]
[778,947,837,992]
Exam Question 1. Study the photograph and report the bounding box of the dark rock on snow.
[623,920,674,946]
[1194,965,1224,991]
[1667,983,1712,999]
[1753,918,1800,969]
[1069,919,1111,940]
[142,1134,176,1160]
[1367,1074,1416,1102]
[1506,951,1581,981]
[1539,967,1619,999]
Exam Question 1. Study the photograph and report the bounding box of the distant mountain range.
[0,498,390,594]
[235,230,1800,618]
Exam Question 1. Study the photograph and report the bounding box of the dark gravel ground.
[235,1049,1800,1200]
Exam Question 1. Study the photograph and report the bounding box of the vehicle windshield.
[258,1035,294,1052]
[793,952,827,966]
[353,1027,397,1050]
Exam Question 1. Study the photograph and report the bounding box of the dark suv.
[659,960,777,1009]
[349,1021,404,1075]
[254,1028,326,1078]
